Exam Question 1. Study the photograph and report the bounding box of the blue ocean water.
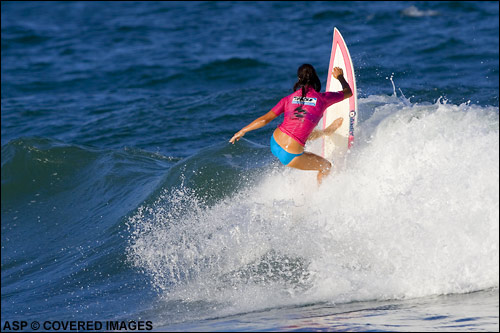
[1,1,499,332]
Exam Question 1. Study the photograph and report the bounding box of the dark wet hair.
[293,64,321,98]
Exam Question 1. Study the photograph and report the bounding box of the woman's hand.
[325,117,343,135]
[332,67,344,79]
[307,117,343,141]
[328,117,344,133]
[333,67,352,99]
[229,130,245,144]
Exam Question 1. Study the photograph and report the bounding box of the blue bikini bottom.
[270,135,304,165]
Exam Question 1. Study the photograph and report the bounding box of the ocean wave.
[127,95,499,318]
[194,57,270,79]
[312,10,355,20]
[2,96,498,323]
[1,26,53,47]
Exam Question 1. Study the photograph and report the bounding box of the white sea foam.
[128,94,499,316]
[401,5,440,18]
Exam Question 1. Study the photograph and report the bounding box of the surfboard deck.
[322,28,357,163]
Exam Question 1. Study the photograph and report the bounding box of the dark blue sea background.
[2,1,499,331]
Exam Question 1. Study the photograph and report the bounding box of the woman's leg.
[287,152,332,185]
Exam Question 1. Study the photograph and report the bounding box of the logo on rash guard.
[293,106,307,121]
[292,96,317,106]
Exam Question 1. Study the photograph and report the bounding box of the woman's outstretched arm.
[229,110,278,144]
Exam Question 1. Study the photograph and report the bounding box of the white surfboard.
[322,28,357,161]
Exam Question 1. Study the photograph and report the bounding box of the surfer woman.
[229,64,352,184]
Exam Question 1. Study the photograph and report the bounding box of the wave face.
[127,95,499,320]
[1,138,176,320]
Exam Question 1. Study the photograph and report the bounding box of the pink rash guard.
[271,87,344,146]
